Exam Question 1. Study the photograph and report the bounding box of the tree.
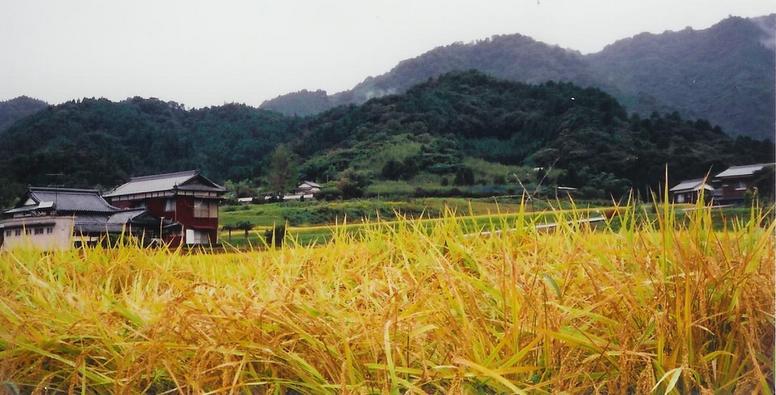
[222,224,236,241]
[381,159,403,180]
[235,221,254,238]
[453,167,475,186]
[337,170,367,199]
[267,144,298,196]
[264,223,286,247]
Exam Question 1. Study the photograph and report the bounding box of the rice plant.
[0,199,773,393]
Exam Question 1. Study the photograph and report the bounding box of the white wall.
[1,217,75,251]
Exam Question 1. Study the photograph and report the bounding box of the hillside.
[261,15,776,140]
[0,96,48,132]
[0,72,772,207]
[588,15,776,140]
[292,71,772,197]
[0,98,298,205]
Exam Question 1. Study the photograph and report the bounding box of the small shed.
[669,179,713,204]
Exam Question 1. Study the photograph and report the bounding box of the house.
[296,181,321,195]
[103,170,226,245]
[712,163,775,204]
[669,178,714,204]
[237,197,254,204]
[0,187,170,250]
[280,181,320,201]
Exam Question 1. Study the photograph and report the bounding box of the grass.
[0,198,773,393]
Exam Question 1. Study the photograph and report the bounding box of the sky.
[0,0,773,108]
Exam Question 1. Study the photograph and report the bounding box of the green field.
[218,198,616,247]
[218,199,763,248]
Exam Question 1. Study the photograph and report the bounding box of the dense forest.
[0,98,299,205]
[291,71,772,197]
[261,14,776,140]
[0,96,48,132]
[0,71,772,207]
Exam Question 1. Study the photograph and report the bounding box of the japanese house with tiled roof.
[711,163,775,203]
[0,187,169,250]
[103,170,226,245]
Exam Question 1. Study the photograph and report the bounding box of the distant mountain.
[0,96,48,132]
[261,15,775,140]
[588,15,776,141]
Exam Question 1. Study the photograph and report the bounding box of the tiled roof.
[20,187,118,214]
[715,163,774,178]
[104,170,225,197]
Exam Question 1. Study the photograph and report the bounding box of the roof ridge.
[129,170,198,181]
[29,187,101,193]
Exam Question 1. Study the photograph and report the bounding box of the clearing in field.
[0,200,773,393]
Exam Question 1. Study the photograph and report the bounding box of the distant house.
[296,181,321,195]
[0,187,167,250]
[281,181,321,201]
[669,179,714,204]
[237,197,253,204]
[712,163,775,203]
[103,170,226,246]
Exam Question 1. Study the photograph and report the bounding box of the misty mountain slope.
[0,96,48,132]
[261,15,775,139]
[589,15,776,140]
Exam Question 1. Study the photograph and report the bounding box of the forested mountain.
[0,71,772,206]
[291,71,772,197]
[0,96,48,132]
[261,14,775,140]
[0,98,298,205]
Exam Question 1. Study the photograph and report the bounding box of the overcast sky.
[0,0,773,108]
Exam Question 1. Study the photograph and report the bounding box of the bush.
[315,186,342,201]
[264,223,286,247]
[453,167,475,186]
[337,170,367,200]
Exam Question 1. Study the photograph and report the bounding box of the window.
[165,199,176,212]
[14,229,21,236]
[4,230,10,237]
[34,228,44,235]
[46,227,53,234]
[185,229,211,244]
[25,229,31,235]
[194,200,218,218]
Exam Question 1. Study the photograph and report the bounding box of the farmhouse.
[280,181,321,201]
[712,163,775,203]
[296,181,321,195]
[669,178,714,204]
[0,187,168,251]
[103,170,226,245]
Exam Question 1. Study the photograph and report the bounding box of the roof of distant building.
[670,179,714,193]
[103,170,226,197]
[299,181,321,188]
[715,163,775,178]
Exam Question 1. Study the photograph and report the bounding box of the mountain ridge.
[261,14,775,140]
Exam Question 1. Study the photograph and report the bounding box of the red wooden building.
[103,170,226,246]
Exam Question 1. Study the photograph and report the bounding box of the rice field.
[0,199,773,394]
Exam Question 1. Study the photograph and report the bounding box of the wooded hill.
[0,71,772,206]
[0,96,48,132]
[262,15,776,140]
